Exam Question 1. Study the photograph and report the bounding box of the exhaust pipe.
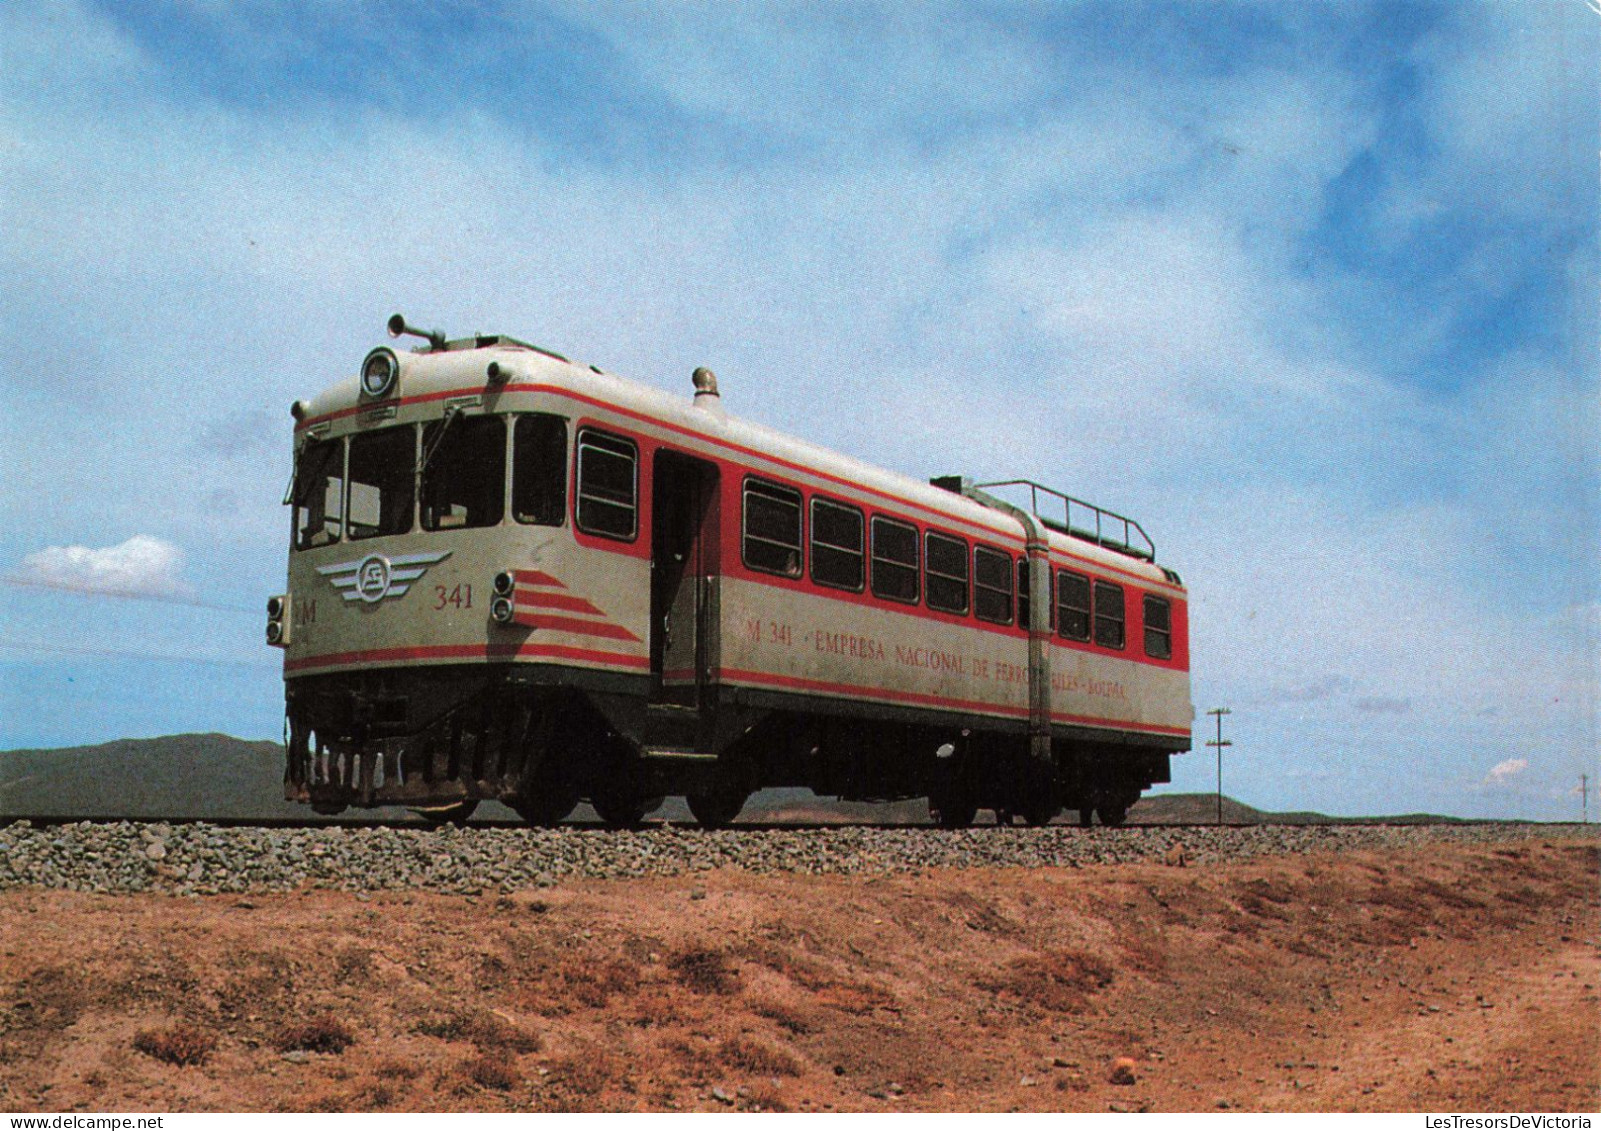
[387,313,446,350]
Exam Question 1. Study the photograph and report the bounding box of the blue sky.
[1,0,1595,819]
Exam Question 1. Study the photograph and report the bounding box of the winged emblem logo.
[315,550,452,604]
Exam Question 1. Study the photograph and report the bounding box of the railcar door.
[650,451,719,708]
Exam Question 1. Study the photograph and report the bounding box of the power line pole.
[1583,774,1590,824]
[1206,707,1232,826]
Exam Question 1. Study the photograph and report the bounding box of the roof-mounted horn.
[387,312,446,351]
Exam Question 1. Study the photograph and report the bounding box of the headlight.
[266,593,290,647]
[360,347,399,399]
[493,571,516,597]
[490,595,516,625]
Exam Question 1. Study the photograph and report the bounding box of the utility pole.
[1206,707,1232,826]
[1583,774,1590,824]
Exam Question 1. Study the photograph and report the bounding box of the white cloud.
[15,536,189,600]
[1483,758,1530,787]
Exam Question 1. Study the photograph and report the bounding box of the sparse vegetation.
[977,949,1115,1014]
[720,1035,803,1077]
[464,1051,520,1092]
[415,1009,540,1053]
[273,1016,354,1055]
[669,947,739,995]
[133,1023,216,1067]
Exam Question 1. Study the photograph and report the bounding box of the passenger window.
[810,497,864,591]
[513,414,567,526]
[347,425,415,540]
[1094,580,1126,649]
[870,516,919,604]
[925,531,969,615]
[974,546,1012,624]
[1144,594,1173,659]
[421,414,505,531]
[743,478,803,577]
[575,429,638,539]
[293,437,344,550]
[1056,569,1091,641]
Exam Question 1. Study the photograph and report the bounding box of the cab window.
[512,414,567,526]
[421,414,505,531]
[292,437,343,550]
[347,425,415,540]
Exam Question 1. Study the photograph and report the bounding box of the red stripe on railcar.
[284,642,648,673]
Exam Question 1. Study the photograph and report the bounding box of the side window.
[1017,557,1030,628]
[743,478,803,577]
[1144,594,1173,659]
[1094,580,1126,649]
[974,546,1013,624]
[347,425,415,540]
[810,496,864,591]
[420,414,505,531]
[925,532,970,615]
[293,437,344,550]
[870,516,919,604]
[1056,569,1091,641]
[512,414,567,526]
[575,428,637,539]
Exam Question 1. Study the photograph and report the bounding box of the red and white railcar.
[268,316,1192,827]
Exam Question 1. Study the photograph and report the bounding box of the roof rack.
[969,479,1155,562]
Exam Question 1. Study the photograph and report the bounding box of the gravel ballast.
[0,820,1594,897]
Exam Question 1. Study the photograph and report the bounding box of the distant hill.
[0,733,1463,825]
[0,734,311,820]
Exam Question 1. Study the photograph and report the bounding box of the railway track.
[2,817,1593,899]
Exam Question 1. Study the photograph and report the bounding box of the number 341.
[434,583,472,611]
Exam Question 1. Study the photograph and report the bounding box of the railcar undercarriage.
[284,665,1173,828]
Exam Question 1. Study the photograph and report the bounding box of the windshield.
[293,437,343,550]
[421,414,506,531]
[348,425,416,540]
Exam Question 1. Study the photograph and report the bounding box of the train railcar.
[267,315,1192,827]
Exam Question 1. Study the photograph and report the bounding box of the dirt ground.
[0,835,1595,1113]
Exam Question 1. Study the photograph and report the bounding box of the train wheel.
[929,788,978,829]
[412,800,478,827]
[513,789,577,828]
[590,791,656,828]
[687,786,749,829]
[1096,803,1129,828]
[1022,797,1059,827]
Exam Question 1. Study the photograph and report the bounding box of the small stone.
[690,888,707,901]
[710,1087,733,1105]
[144,843,167,861]
[1109,1058,1138,1086]
[282,1051,312,1064]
